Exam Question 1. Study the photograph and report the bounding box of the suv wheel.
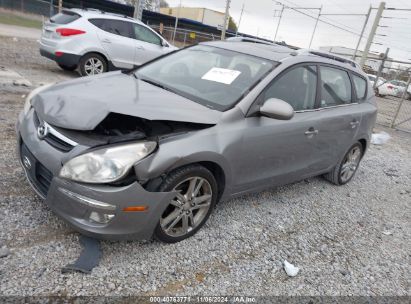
[154,165,218,243]
[79,53,108,76]
[324,143,363,185]
[58,63,77,71]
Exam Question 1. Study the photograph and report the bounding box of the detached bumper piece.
[62,236,101,274]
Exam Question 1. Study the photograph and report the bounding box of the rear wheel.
[79,53,108,76]
[324,143,363,185]
[58,63,77,71]
[154,165,218,243]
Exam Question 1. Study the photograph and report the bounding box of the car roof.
[66,8,143,24]
[202,41,364,74]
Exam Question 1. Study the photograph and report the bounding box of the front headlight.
[59,142,157,183]
[23,83,54,116]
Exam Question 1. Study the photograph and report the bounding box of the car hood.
[32,72,222,131]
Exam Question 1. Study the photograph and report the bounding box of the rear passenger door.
[89,18,136,69]
[131,23,167,65]
[315,65,363,167]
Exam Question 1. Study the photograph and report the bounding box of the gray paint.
[17,41,377,240]
[32,71,222,130]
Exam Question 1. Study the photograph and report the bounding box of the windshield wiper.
[139,78,179,95]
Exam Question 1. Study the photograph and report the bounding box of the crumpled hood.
[32,72,222,130]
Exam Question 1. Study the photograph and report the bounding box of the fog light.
[89,211,115,224]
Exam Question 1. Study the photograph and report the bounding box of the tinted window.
[133,24,161,45]
[352,75,367,100]
[89,19,133,38]
[320,66,352,107]
[263,66,317,111]
[50,11,80,24]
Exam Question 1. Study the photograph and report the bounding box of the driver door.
[233,65,326,193]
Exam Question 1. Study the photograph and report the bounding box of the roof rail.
[81,7,134,20]
[226,37,277,46]
[308,51,359,68]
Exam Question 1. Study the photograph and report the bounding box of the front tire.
[154,165,218,243]
[324,143,363,185]
[79,53,108,76]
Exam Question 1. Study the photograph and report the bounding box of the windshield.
[136,45,276,111]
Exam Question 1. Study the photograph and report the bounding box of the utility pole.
[273,4,284,42]
[221,0,231,40]
[360,2,385,68]
[58,0,62,13]
[374,47,389,90]
[353,6,372,60]
[235,3,245,37]
[133,0,144,20]
[308,5,322,48]
[172,0,182,43]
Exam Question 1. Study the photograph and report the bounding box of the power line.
[277,0,362,37]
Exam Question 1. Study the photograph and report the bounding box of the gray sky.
[166,0,411,62]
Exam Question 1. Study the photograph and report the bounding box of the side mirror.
[161,40,169,47]
[260,98,294,120]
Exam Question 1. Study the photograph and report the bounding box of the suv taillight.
[56,28,86,36]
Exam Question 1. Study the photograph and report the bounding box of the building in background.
[319,46,392,73]
[160,7,227,29]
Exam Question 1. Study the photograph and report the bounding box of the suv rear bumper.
[40,48,80,67]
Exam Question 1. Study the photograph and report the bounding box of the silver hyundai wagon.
[40,8,177,76]
[17,40,377,243]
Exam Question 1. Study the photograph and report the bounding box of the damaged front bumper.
[16,110,175,240]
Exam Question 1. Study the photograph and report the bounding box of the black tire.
[154,164,218,243]
[58,63,77,71]
[79,53,108,76]
[324,142,363,186]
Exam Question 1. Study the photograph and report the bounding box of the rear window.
[352,75,367,100]
[89,18,133,38]
[320,66,352,107]
[50,11,80,24]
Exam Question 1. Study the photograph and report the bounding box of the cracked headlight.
[23,83,54,116]
[59,142,157,183]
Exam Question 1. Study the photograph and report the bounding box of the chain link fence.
[149,25,226,48]
[370,59,411,133]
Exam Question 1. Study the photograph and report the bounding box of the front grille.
[33,111,75,152]
[21,142,53,197]
[44,133,74,152]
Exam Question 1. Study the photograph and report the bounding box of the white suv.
[40,8,177,76]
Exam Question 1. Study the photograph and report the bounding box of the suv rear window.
[89,18,133,38]
[50,11,80,24]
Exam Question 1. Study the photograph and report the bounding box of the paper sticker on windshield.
[201,67,241,85]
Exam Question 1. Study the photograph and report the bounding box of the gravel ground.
[0,35,410,297]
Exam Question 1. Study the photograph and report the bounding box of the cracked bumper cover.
[46,178,175,240]
[16,111,175,241]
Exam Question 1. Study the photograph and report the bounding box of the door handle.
[136,45,145,50]
[350,121,360,128]
[101,39,111,43]
[304,128,319,136]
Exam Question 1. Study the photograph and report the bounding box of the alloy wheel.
[84,57,104,75]
[160,177,212,238]
[340,146,361,183]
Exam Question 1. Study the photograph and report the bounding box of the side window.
[263,65,317,111]
[352,75,367,100]
[89,18,133,39]
[133,24,161,45]
[320,66,352,107]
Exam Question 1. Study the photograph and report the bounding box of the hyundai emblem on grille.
[37,123,48,139]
